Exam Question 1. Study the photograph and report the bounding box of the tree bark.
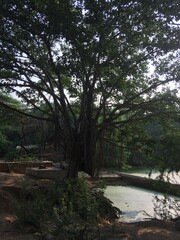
[66,123,98,178]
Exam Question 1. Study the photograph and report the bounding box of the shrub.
[0,131,11,157]
[14,155,40,162]
[15,177,120,238]
[15,184,57,230]
[55,177,98,225]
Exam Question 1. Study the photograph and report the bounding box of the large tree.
[0,0,179,177]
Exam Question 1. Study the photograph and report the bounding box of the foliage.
[14,155,40,162]
[15,177,119,238]
[147,123,180,172]
[0,92,61,161]
[0,131,11,156]
[0,93,22,157]
[55,177,120,226]
[0,0,179,177]
[156,133,180,172]
[5,149,20,161]
[15,183,58,231]
[153,194,180,221]
[55,177,99,225]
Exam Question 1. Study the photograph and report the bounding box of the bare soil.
[0,215,180,240]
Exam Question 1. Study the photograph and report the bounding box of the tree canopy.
[0,0,180,177]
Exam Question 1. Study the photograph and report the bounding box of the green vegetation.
[15,177,120,238]
[0,0,179,177]
[0,1,179,233]
[0,131,11,157]
[0,94,21,159]
[153,194,180,221]
[13,155,40,162]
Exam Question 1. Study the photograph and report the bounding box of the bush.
[15,184,57,230]
[14,155,40,162]
[4,148,20,161]
[55,177,98,225]
[15,177,120,238]
[0,131,11,157]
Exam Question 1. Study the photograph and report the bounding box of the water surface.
[105,168,180,222]
[105,185,156,222]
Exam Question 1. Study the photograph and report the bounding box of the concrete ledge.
[0,161,54,174]
[119,173,180,197]
[26,167,67,180]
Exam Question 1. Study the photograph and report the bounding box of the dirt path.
[0,215,180,240]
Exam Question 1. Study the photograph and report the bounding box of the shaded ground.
[0,215,180,240]
[0,172,180,239]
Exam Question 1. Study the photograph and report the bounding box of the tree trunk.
[66,123,97,178]
[83,124,97,177]
[54,120,62,151]
[67,131,82,178]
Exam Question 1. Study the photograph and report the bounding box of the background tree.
[0,0,179,177]
[0,92,56,159]
[0,93,22,158]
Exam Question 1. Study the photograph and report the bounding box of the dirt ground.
[0,172,180,239]
[0,214,180,240]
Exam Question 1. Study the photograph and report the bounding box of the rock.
[175,220,180,231]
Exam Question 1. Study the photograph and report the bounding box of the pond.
[105,168,180,223]
[105,185,155,222]
[126,168,180,184]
